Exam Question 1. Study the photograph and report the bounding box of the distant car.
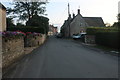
[56,33,62,38]
[72,33,86,40]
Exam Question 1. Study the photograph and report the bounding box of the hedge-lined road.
[6,36,118,78]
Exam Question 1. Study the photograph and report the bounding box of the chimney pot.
[78,9,80,14]
[73,13,75,18]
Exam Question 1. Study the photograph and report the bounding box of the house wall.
[53,28,57,34]
[64,27,69,37]
[48,25,58,36]
[63,21,69,37]
[0,8,6,32]
[70,14,88,36]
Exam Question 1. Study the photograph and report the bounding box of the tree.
[105,23,111,27]
[117,13,120,22]
[26,11,49,34]
[16,23,25,27]
[6,17,15,27]
[112,13,120,28]
[7,1,48,21]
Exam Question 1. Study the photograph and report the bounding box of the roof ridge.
[83,17,102,18]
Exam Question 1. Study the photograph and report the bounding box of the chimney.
[78,9,80,14]
[69,14,71,18]
[73,13,75,18]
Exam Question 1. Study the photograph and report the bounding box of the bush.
[7,26,45,34]
[86,27,119,49]
[86,27,119,35]
[95,32,119,49]
[26,15,49,34]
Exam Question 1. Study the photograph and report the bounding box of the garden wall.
[24,34,46,47]
[2,36,24,69]
[2,34,47,71]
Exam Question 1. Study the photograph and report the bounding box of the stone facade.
[48,25,58,36]
[70,11,88,36]
[0,3,6,32]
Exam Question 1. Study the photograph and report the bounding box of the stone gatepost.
[85,35,96,44]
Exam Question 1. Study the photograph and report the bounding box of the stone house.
[0,3,6,32]
[48,25,58,35]
[61,9,105,37]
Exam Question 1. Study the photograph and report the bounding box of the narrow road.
[5,36,118,78]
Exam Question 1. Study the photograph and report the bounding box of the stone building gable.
[70,13,88,36]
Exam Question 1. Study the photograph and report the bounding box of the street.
[4,36,118,78]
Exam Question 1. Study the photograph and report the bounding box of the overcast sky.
[1,0,120,31]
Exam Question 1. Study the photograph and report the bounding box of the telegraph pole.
[68,3,70,16]
[68,3,71,38]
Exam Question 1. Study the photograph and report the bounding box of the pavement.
[3,36,119,78]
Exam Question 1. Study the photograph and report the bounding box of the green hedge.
[86,27,119,35]
[7,26,46,34]
[86,27,119,49]
[95,32,119,49]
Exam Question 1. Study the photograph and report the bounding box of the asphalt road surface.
[4,36,118,78]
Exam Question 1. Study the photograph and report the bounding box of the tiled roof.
[83,17,105,27]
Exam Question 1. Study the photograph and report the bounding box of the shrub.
[7,26,45,34]
[95,32,119,49]
[86,27,119,35]
[86,27,119,49]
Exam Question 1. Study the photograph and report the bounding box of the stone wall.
[2,34,46,71]
[2,36,24,69]
[85,35,95,44]
[0,36,2,79]
[24,34,46,47]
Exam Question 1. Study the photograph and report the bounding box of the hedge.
[7,26,46,34]
[95,32,119,49]
[86,27,119,35]
[86,27,119,49]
